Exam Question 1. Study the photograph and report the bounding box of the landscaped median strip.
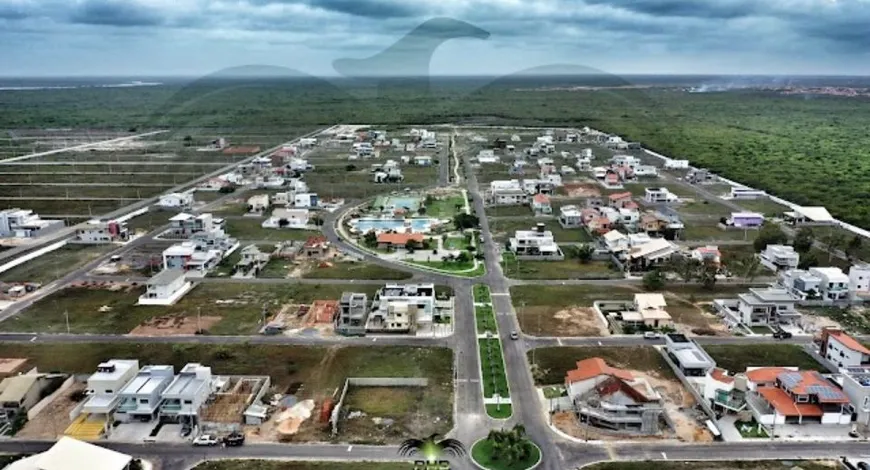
[473,284,512,419]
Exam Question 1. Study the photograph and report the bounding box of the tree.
[417,207,427,215]
[642,270,666,291]
[453,213,479,230]
[753,224,788,252]
[363,231,377,247]
[277,218,289,228]
[735,255,762,282]
[182,135,193,147]
[847,235,863,258]
[485,424,533,465]
[792,227,814,253]
[405,239,421,253]
[798,251,820,269]
[574,244,594,264]
[310,215,324,226]
[823,230,846,262]
[699,262,718,290]
[456,251,471,263]
[667,256,701,283]
[345,164,357,171]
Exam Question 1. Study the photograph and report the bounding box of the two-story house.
[80,360,140,421]
[558,205,584,229]
[644,187,679,204]
[745,368,851,426]
[113,365,175,423]
[736,288,800,327]
[508,224,564,260]
[366,284,452,334]
[335,292,369,336]
[759,244,800,272]
[820,328,870,369]
[137,269,192,306]
[159,363,215,426]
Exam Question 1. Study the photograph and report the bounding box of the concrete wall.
[658,347,717,421]
[329,377,429,436]
[28,375,74,420]
[0,239,67,275]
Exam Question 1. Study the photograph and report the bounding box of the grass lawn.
[583,462,834,470]
[425,193,467,218]
[476,305,497,334]
[3,283,382,335]
[486,205,532,217]
[193,461,409,470]
[736,420,770,438]
[479,338,509,398]
[511,285,635,308]
[750,326,772,334]
[0,245,114,284]
[683,223,758,242]
[125,211,172,233]
[486,403,512,419]
[193,191,227,203]
[302,262,413,280]
[224,218,321,241]
[676,200,733,217]
[704,345,825,373]
[474,284,491,303]
[489,219,591,243]
[471,438,540,470]
[444,236,469,250]
[801,306,870,334]
[528,347,674,386]
[733,198,789,216]
[339,386,449,444]
[409,260,485,278]
[502,255,619,280]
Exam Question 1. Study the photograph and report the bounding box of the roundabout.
[470,425,542,470]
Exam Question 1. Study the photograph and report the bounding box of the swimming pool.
[351,217,436,233]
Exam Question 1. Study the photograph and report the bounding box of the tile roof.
[565,357,634,384]
[533,194,551,204]
[609,192,632,201]
[304,236,329,248]
[377,232,424,245]
[828,329,870,355]
[757,387,823,417]
[777,370,849,403]
[745,367,791,384]
[711,368,734,384]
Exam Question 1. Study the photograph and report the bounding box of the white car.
[192,434,220,446]
[643,332,661,339]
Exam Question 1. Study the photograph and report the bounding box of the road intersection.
[0,127,862,470]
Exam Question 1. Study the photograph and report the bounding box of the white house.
[271,192,292,206]
[158,192,194,208]
[0,209,64,238]
[159,363,215,426]
[644,187,679,204]
[603,230,629,253]
[289,157,313,172]
[80,360,140,422]
[294,193,319,208]
[74,219,128,244]
[558,205,584,229]
[809,267,851,301]
[414,155,433,166]
[735,288,800,327]
[477,149,499,164]
[162,243,223,275]
[262,208,310,229]
[634,165,658,177]
[137,269,193,306]
[113,365,175,423]
[729,187,767,199]
[531,194,552,215]
[850,263,870,294]
[760,244,800,271]
[664,159,689,169]
[745,368,851,427]
[247,194,270,213]
[508,224,563,259]
[821,328,870,369]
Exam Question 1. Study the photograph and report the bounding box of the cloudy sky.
[1,0,869,77]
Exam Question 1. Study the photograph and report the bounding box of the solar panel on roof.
[806,384,845,400]
[778,372,802,388]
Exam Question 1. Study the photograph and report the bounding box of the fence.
[0,239,67,275]
[29,375,75,420]
[329,377,429,436]
[658,347,718,422]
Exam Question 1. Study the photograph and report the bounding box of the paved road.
[0,131,167,164]
[0,127,334,264]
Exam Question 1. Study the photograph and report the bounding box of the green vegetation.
[704,345,825,373]
[7,79,870,229]
[471,425,541,470]
[502,253,618,280]
[0,245,114,284]
[479,338,509,398]
[489,219,591,243]
[4,283,382,335]
[302,262,413,280]
[583,462,834,470]
[486,403,512,419]
[735,420,770,438]
[193,462,408,470]
[409,259,485,278]
[527,347,673,386]
[801,307,870,334]
[473,284,492,303]
[476,305,497,335]
[425,193,467,218]
[486,205,531,217]
[224,219,321,241]
[511,285,634,307]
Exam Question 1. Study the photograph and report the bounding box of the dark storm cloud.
[303,0,425,18]
[68,0,165,27]
[582,0,758,19]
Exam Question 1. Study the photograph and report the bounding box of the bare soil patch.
[17,383,86,439]
[520,306,609,337]
[129,315,222,336]
[562,182,601,198]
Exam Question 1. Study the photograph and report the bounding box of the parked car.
[192,435,220,446]
[224,432,245,447]
[509,331,519,340]
[643,332,660,339]
[773,330,793,340]
[180,424,192,438]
